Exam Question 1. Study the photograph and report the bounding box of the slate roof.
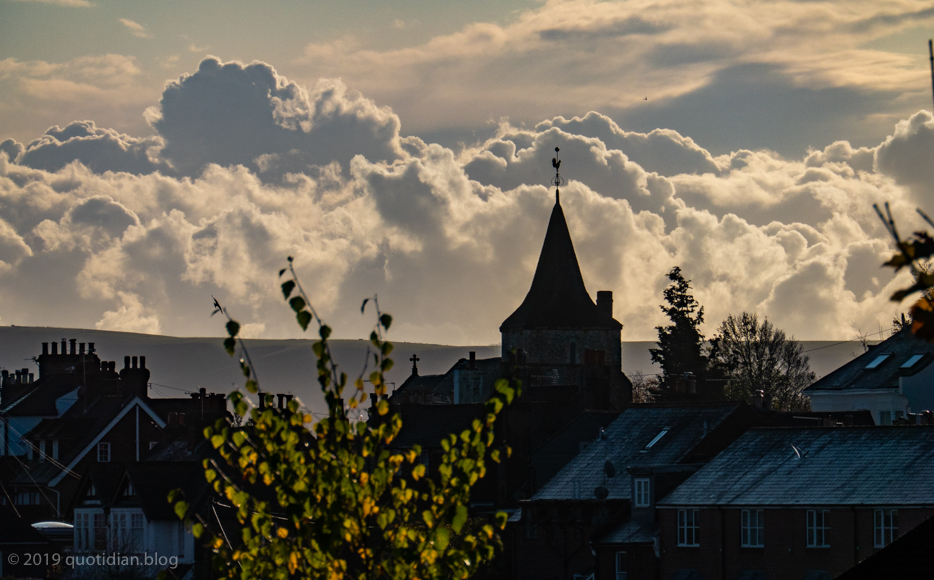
[532,403,744,501]
[805,326,934,392]
[1,374,80,416]
[390,404,487,448]
[657,426,934,507]
[500,199,621,331]
[593,519,659,545]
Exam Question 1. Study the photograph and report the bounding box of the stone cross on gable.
[410,354,420,376]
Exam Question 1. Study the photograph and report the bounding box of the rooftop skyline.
[0,0,933,344]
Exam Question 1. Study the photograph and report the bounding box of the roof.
[657,426,934,507]
[390,404,487,448]
[1,374,80,416]
[532,403,744,501]
[500,199,620,331]
[806,327,934,392]
[593,519,658,545]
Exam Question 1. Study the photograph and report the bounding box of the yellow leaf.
[277,527,289,538]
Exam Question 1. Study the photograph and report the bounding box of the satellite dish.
[604,461,616,478]
[594,486,609,500]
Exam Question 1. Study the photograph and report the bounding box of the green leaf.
[452,504,468,534]
[380,313,393,330]
[281,280,295,300]
[174,500,189,520]
[223,337,236,356]
[320,325,331,340]
[435,527,450,551]
[226,320,240,338]
[297,310,312,331]
[289,296,306,313]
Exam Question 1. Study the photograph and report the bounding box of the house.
[805,326,934,425]
[0,338,227,523]
[512,402,762,580]
[654,426,934,580]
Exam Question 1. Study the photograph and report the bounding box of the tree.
[629,371,661,404]
[170,258,520,580]
[712,312,814,411]
[650,267,710,387]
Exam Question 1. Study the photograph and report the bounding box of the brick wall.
[657,506,934,579]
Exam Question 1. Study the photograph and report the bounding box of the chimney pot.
[124,356,130,370]
[597,291,613,317]
[28,373,34,383]
[61,339,66,354]
[140,356,146,369]
[69,339,76,355]
[51,342,58,355]
[88,342,95,354]
[469,351,476,369]
[132,356,138,369]
[199,387,206,399]
[259,393,266,410]
[42,342,48,356]
[277,393,286,409]
[79,343,85,354]
[109,361,116,373]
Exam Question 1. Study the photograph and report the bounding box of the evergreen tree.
[650,267,709,387]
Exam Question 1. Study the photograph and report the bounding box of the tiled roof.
[806,327,934,392]
[500,199,620,331]
[532,403,743,501]
[657,426,934,507]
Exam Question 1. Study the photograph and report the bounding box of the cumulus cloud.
[0,56,926,346]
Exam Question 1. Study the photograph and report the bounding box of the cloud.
[146,57,403,179]
[0,57,926,346]
[118,18,152,39]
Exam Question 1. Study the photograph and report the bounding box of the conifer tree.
[650,267,709,388]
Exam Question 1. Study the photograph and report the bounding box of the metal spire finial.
[551,147,564,203]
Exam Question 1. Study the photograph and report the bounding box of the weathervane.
[551,146,564,202]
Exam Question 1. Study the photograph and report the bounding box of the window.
[97,442,111,462]
[865,354,890,369]
[741,510,764,547]
[874,509,898,547]
[677,509,700,546]
[112,512,128,549]
[123,481,135,497]
[634,478,651,508]
[641,428,670,453]
[93,512,107,551]
[902,354,925,368]
[807,509,830,548]
[615,550,628,580]
[131,512,144,552]
[75,512,90,552]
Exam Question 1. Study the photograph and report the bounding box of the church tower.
[500,148,627,407]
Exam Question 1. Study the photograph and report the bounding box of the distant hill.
[0,326,872,416]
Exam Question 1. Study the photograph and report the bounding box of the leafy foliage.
[173,258,518,580]
[649,267,713,388]
[876,203,934,340]
[712,312,814,411]
[629,371,661,404]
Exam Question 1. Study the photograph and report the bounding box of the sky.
[0,0,933,346]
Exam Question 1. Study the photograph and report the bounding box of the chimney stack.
[597,291,613,317]
[132,356,138,369]
[69,339,76,355]
[42,343,48,356]
[51,342,58,355]
[61,339,66,354]
[140,356,146,369]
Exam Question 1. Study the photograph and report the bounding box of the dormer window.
[87,483,96,498]
[634,478,651,507]
[123,481,135,497]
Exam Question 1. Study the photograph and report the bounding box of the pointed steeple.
[500,195,621,331]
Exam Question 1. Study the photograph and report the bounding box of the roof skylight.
[901,354,925,369]
[865,354,890,369]
[640,427,670,452]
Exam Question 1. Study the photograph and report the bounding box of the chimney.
[259,393,266,410]
[69,339,76,355]
[469,351,476,369]
[132,356,138,369]
[597,291,613,317]
[28,373,34,383]
[277,393,286,409]
[51,342,58,355]
[88,343,95,354]
[42,343,48,356]
[140,356,146,369]
[61,339,66,354]
[124,356,130,370]
[199,387,206,399]
[79,343,85,355]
